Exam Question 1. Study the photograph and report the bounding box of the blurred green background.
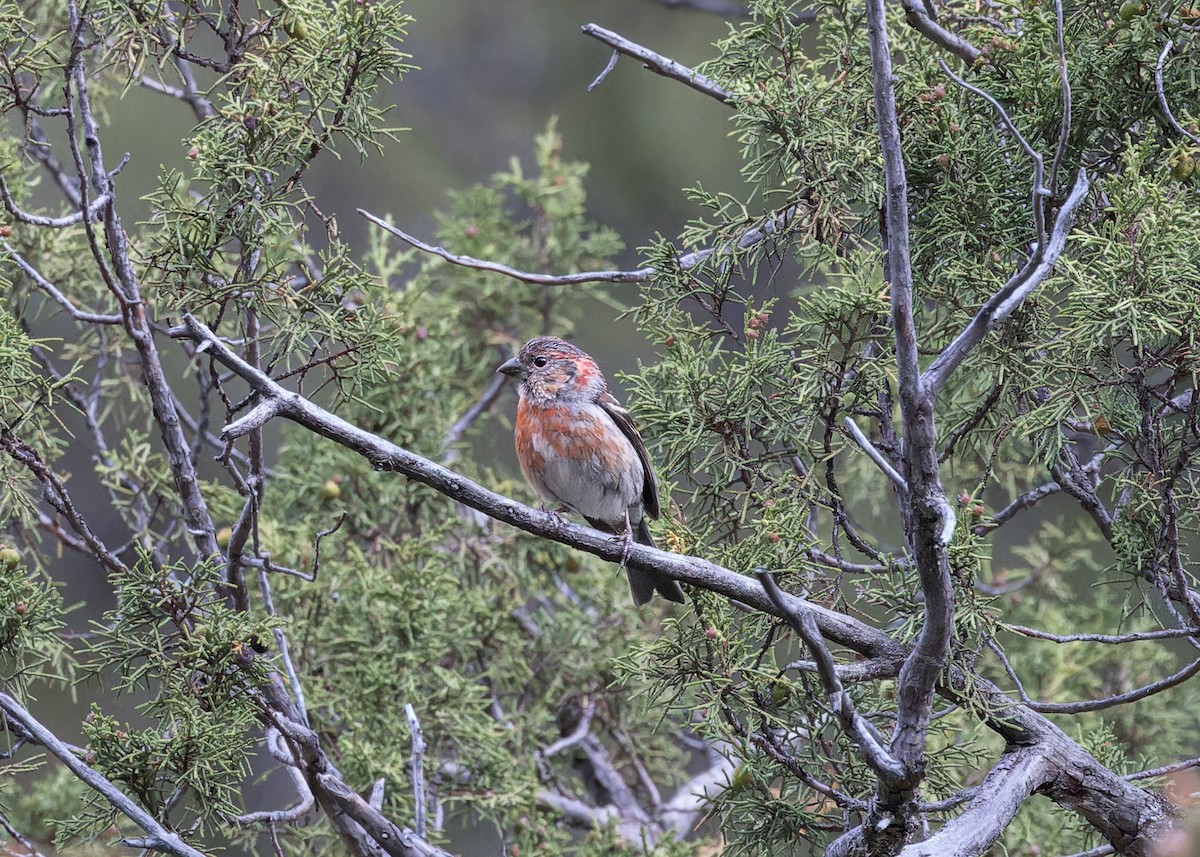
[100,1,746,285]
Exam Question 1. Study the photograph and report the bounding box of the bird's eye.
[533,356,548,368]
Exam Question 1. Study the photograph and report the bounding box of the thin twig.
[359,210,650,284]
[922,168,1089,396]
[1029,655,1200,714]
[1155,41,1200,147]
[359,206,795,287]
[2,240,122,324]
[0,808,49,857]
[306,512,346,583]
[588,50,620,91]
[804,547,890,575]
[974,480,1061,534]
[258,570,310,726]
[1003,624,1200,645]
[843,417,908,492]
[0,431,129,575]
[235,729,316,826]
[442,372,506,464]
[992,630,1200,715]
[1048,0,1072,196]
[939,60,1047,263]
[19,115,82,206]
[1125,756,1200,781]
[939,380,1004,463]
[0,176,110,227]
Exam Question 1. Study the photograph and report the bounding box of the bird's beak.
[496,357,526,379]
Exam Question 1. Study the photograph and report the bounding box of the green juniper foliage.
[622,0,1200,851]
[0,0,1198,854]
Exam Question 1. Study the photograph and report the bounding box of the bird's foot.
[611,512,636,569]
[540,504,570,524]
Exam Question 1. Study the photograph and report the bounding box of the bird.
[497,337,686,606]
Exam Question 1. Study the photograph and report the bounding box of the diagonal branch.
[896,746,1050,856]
[0,692,206,857]
[758,569,906,783]
[0,808,49,857]
[843,416,908,492]
[975,479,1062,534]
[899,0,982,64]
[3,240,122,325]
[581,23,734,104]
[922,168,1089,396]
[1028,655,1200,715]
[0,431,129,575]
[315,773,453,857]
[171,313,1178,852]
[170,312,902,656]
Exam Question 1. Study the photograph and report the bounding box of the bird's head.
[497,336,606,404]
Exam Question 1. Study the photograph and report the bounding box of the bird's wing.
[597,391,660,519]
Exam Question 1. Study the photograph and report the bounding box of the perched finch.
[497,337,686,606]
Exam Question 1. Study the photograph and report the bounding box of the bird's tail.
[627,518,687,607]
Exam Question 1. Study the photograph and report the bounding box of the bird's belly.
[518,403,644,526]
